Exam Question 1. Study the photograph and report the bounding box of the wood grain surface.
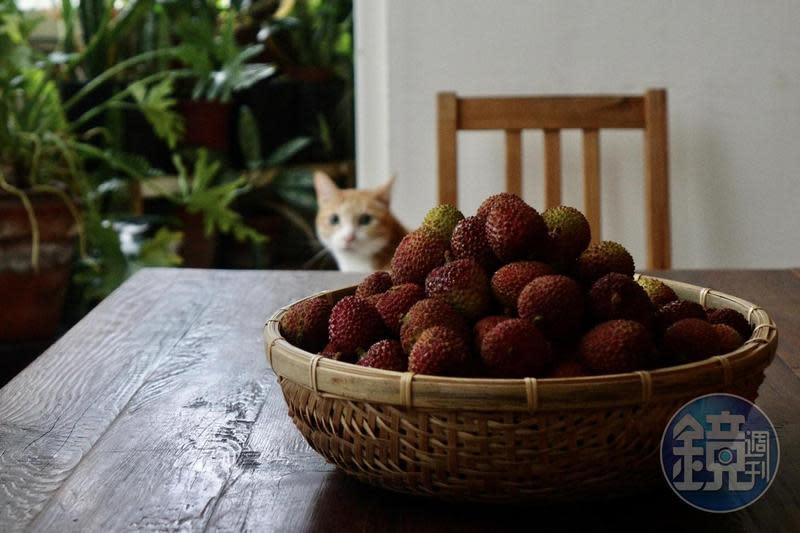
[1,269,798,532]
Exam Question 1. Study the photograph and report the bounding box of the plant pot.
[176,209,217,268]
[178,100,233,152]
[0,192,76,341]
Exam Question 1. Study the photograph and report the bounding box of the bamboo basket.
[263,275,778,503]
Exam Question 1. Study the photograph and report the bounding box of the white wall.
[355,0,800,269]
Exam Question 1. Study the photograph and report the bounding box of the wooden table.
[1,269,798,532]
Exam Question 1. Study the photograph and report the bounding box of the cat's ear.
[373,175,395,205]
[313,171,340,204]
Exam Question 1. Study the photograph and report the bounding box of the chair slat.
[644,89,671,269]
[583,129,601,243]
[458,96,645,130]
[438,92,458,206]
[505,129,522,197]
[544,129,562,208]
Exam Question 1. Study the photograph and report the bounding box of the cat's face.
[314,172,396,259]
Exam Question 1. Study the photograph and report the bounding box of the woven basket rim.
[264,275,778,411]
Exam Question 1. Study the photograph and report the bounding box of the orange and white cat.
[314,172,406,272]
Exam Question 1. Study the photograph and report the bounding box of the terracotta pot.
[0,192,76,341]
[178,100,232,152]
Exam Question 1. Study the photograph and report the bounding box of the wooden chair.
[437,89,671,269]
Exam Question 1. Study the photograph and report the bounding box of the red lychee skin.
[425,258,491,320]
[662,318,719,363]
[328,296,384,354]
[319,342,356,363]
[575,241,635,286]
[587,273,655,329]
[579,320,653,374]
[280,296,332,352]
[547,359,590,378]
[374,283,425,335]
[712,324,744,354]
[357,339,407,371]
[473,316,510,349]
[706,308,751,340]
[490,261,555,311]
[390,231,448,285]
[518,274,584,340]
[450,215,497,269]
[365,293,383,306]
[399,298,469,353]
[476,193,525,220]
[480,319,551,378]
[408,326,469,376]
[484,200,548,262]
[355,271,393,299]
[656,300,707,333]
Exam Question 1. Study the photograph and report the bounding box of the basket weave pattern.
[266,277,777,503]
[279,376,763,502]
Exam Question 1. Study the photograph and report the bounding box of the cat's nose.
[344,233,356,245]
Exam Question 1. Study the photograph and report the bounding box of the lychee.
[662,318,718,363]
[490,260,554,311]
[706,308,751,340]
[399,298,469,353]
[542,206,591,266]
[450,215,497,269]
[328,296,384,354]
[280,296,332,352]
[587,273,655,328]
[357,339,407,371]
[480,319,551,378]
[579,320,653,374]
[390,230,448,285]
[355,271,393,299]
[656,300,706,333]
[425,258,492,320]
[374,283,425,335]
[484,200,548,262]
[518,274,585,340]
[576,241,635,286]
[421,204,464,242]
[408,326,469,375]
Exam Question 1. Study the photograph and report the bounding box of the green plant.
[175,5,276,102]
[0,1,184,275]
[167,148,266,244]
[265,0,353,79]
[61,0,159,80]
[237,105,324,262]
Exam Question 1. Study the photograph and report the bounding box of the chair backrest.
[437,89,671,269]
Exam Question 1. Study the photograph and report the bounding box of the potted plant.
[0,1,184,340]
[239,0,354,163]
[172,2,276,152]
[138,105,313,269]
[216,105,335,269]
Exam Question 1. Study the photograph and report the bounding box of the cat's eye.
[329,214,340,225]
[357,214,373,226]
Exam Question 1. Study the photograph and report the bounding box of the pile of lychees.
[280,193,751,378]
